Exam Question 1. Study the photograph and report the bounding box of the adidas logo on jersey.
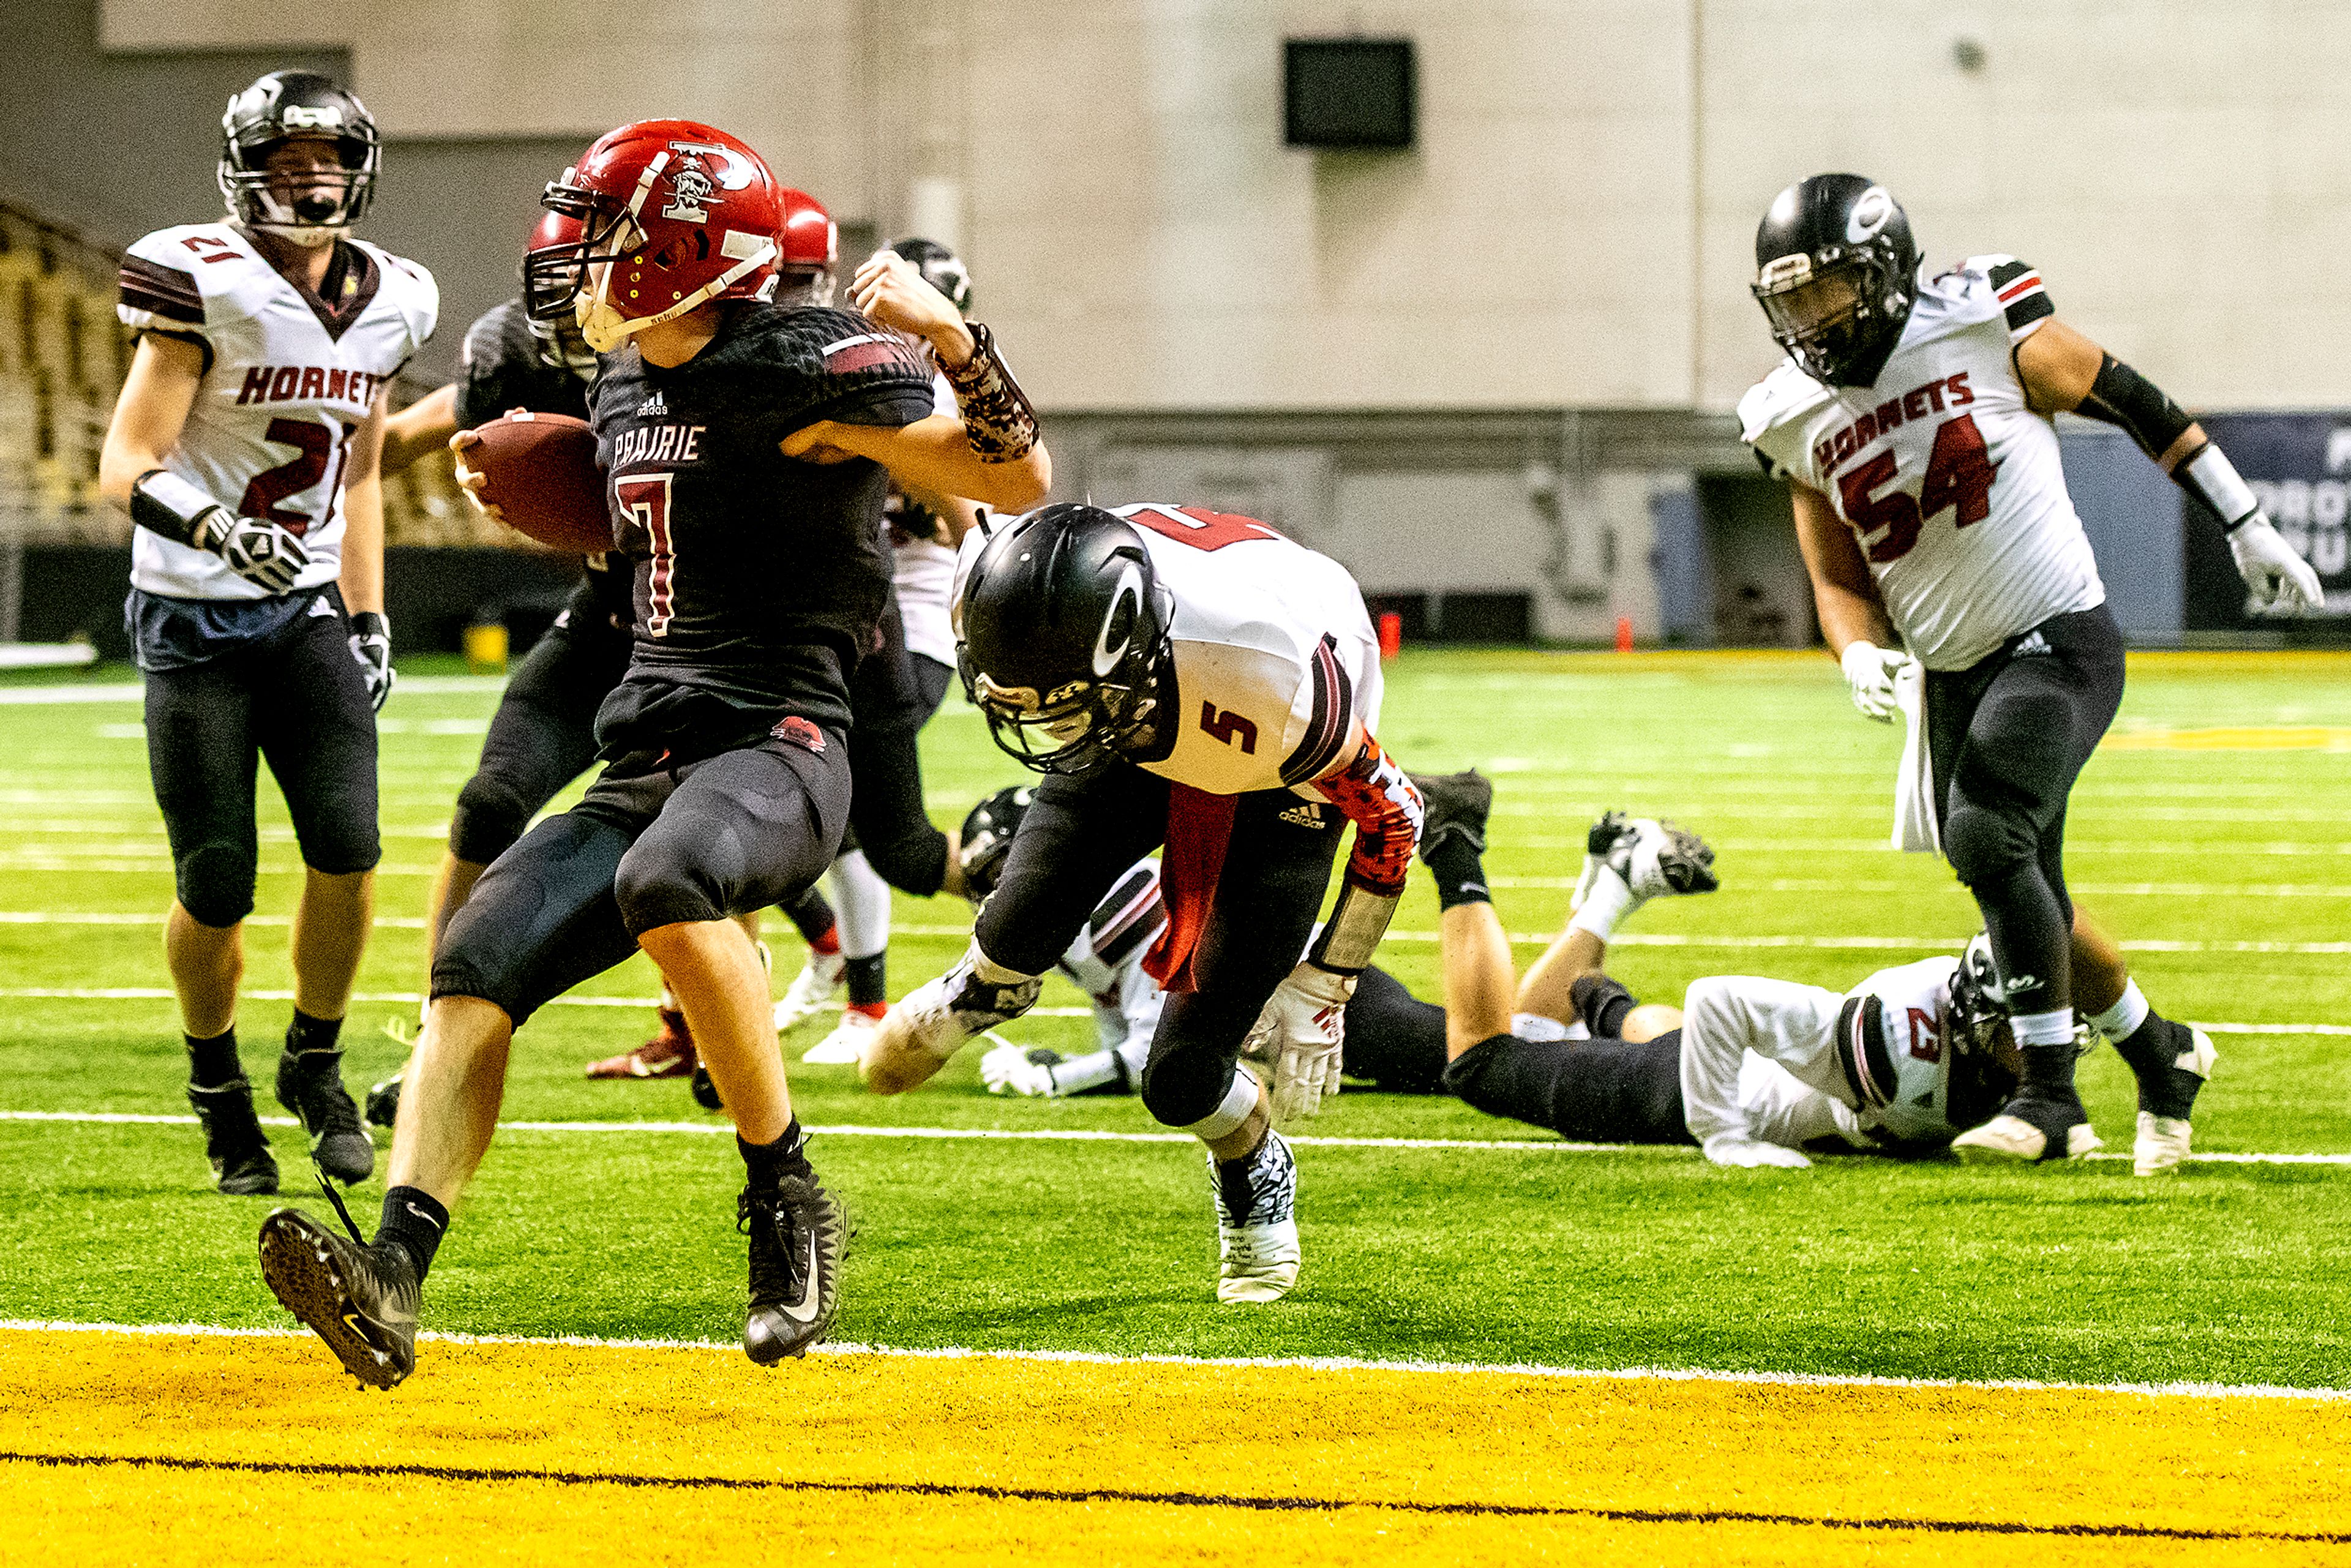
[637,390,668,417]
[1278,803,1329,829]
[2013,631,2052,657]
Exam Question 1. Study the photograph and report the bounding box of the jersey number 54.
[1837,413,2001,564]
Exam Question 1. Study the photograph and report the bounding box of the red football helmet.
[776,187,838,305]
[531,119,783,352]
[518,209,598,375]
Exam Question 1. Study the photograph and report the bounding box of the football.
[452,410,611,554]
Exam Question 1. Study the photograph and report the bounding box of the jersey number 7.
[1837,413,2001,564]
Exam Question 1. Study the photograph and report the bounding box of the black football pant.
[841,602,953,897]
[142,596,380,927]
[1338,965,1451,1094]
[1926,604,2124,1021]
[447,580,634,865]
[1441,1026,1690,1146]
[433,727,850,1026]
[977,764,1341,1128]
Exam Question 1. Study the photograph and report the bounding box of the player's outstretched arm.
[781,251,1052,511]
[339,386,395,709]
[1790,483,1907,720]
[2018,317,2324,613]
[379,383,459,478]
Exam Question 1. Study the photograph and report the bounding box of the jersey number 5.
[1199,701,1259,754]
[1120,505,1283,552]
[613,474,676,637]
[1837,413,2001,564]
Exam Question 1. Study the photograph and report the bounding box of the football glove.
[980,1040,1057,1097]
[2228,514,2325,614]
[1247,961,1352,1124]
[1839,640,1911,724]
[348,611,394,711]
[192,507,309,595]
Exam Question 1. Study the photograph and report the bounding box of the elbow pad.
[2075,353,2194,461]
[129,468,230,547]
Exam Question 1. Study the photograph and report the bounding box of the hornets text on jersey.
[586,302,936,756]
[1737,255,2103,670]
[117,222,437,601]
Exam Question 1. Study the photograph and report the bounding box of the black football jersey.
[451,299,636,629]
[587,302,936,754]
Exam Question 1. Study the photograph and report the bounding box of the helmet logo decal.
[666,140,759,191]
[1092,561,1146,677]
[662,160,718,224]
[280,104,344,130]
[1846,186,1894,244]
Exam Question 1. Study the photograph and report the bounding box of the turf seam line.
[5,1321,2346,1401]
[9,1110,2350,1165]
[0,1450,2339,1541]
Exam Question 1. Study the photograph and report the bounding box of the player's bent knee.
[612,847,729,936]
[1621,1002,1685,1043]
[449,771,534,866]
[858,823,948,898]
[1943,800,2035,888]
[1148,1060,1256,1134]
[176,842,258,928]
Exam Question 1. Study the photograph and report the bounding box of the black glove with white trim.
[192,508,310,595]
[348,611,394,711]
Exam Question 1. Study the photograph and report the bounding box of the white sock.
[2011,1007,2077,1048]
[1567,865,1642,942]
[826,849,891,961]
[2087,980,2150,1043]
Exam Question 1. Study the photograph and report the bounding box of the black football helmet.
[889,236,973,315]
[1750,173,1919,388]
[956,504,1171,776]
[1948,931,2013,1060]
[957,786,1036,902]
[219,71,380,247]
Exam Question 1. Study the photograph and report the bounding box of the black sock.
[845,953,887,1008]
[377,1186,449,1280]
[782,884,836,946]
[2020,1044,2079,1097]
[185,1028,242,1088]
[2110,1013,2200,1118]
[285,1008,345,1059]
[741,1120,812,1182]
[1423,836,1491,910]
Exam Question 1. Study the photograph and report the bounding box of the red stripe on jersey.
[1996,273,2043,303]
[822,336,922,376]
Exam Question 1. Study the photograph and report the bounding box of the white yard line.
[1487,877,2351,898]
[6,1108,2347,1165]
[0,1317,2342,1401]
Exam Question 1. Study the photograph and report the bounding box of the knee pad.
[449,770,535,866]
[176,842,257,928]
[1943,798,2036,890]
[613,841,729,935]
[1144,1057,1253,1134]
[858,819,949,899]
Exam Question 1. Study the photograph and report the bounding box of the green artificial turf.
[1,650,2346,1387]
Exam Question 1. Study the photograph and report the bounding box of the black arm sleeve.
[2074,353,2195,461]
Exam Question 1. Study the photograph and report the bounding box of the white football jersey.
[118,222,438,601]
[1055,857,1171,1062]
[889,370,962,667]
[1738,256,2102,670]
[1679,956,1974,1153]
[1106,504,1382,797]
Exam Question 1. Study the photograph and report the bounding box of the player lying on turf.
[1409,771,2043,1165]
[253,118,1051,1387]
[1740,174,2250,1169]
[862,503,1422,1305]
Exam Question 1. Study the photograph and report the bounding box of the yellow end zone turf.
[3,1329,2347,1565]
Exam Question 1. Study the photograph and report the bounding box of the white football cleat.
[2134,1113,2195,1176]
[774,951,847,1032]
[800,1008,879,1065]
[859,944,1041,1094]
[1951,1114,2104,1163]
[1572,811,1719,907]
[1212,1130,1300,1304]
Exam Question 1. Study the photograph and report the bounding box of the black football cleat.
[740,1155,847,1365]
[258,1207,420,1389]
[690,1063,725,1112]
[363,1070,402,1130]
[1408,769,1493,860]
[186,1078,279,1195]
[276,1046,374,1185]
